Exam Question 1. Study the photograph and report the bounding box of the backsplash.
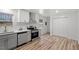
[0,23,13,33]
[0,22,44,33]
[13,22,43,31]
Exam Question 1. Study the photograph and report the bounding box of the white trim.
[78,40,79,44]
[50,16,53,36]
[17,9,20,22]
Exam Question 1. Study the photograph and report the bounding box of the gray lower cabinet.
[7,34,17,49]
[0,38,8,50]
[27,31,31,41]
[0,33,17,50]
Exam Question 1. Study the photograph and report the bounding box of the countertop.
[0,30,31,36]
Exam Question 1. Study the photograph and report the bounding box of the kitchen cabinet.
[26,31,31,42]
[7,34,17,49]
[18,31,31,45]
[35,13,39,23]
[0,33,17,50]
[19,10,29,22]
[29,12,35,20]
[38,29,41,37]
[12,9,29,23]
[12,9,20,22]
[29,12,36,23]
[0,37,8,50]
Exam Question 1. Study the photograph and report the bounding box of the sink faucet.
[19,27,23,30]
[4,26,7,32]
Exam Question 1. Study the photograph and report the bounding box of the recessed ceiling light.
[56,10,59,13]
[39,9,43,14]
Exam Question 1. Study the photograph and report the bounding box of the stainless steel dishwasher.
[17,31,31,46]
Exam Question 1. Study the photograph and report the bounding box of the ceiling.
[28,9,79,16]
[0,9,78,17]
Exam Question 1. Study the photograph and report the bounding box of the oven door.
[31,31,39,39]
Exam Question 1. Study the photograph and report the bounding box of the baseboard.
[52,34,71,39]
[52,34,78,41]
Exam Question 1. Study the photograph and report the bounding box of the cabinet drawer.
[0,35,7,39]
[7,34,17,38]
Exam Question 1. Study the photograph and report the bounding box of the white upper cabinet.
[29,12,37,23]
[12,9,19,22]
[35,13,39,23]
[19,10,29,22]
[12,9,29,23]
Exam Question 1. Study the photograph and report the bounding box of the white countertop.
[14,29,30,33]
[0,29,31,36]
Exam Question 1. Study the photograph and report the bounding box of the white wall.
[77,11,79,41]
[19,10,29,22]
[51,12,78,40]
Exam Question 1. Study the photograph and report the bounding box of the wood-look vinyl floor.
[16,34,79,50]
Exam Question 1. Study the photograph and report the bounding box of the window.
[0,12,13,21]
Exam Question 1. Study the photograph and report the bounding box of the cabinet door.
[26,31,31,41]
[0,38,8,50]
[7,34,17,49]
[12,9,20,22]
[35,14,40,23]
[19,10,29,22]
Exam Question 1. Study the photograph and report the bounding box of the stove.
[27,26,39,40]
